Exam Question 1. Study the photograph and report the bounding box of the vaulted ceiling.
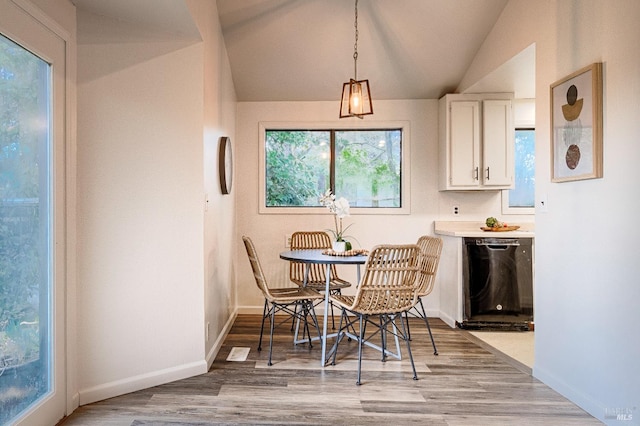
[216,0,510,101]
[73,0,535,102]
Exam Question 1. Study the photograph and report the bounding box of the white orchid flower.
[319,189,336,209]
[334,197,350,219]
[319,190,356,246]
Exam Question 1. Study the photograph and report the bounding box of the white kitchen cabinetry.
[439,94,514,190]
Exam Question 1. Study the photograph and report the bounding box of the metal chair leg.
[258,299,268,352]
[308,300,322,343]
[331,309,347,366]
[290,303,297,332]
[398,313,418,381]
[330,296,336,329]
[268,302,276,366]
[405,310,412,341]
[356,314,367,386]
[380,315,387,362]
[418,298,438,355]
[302,301,313,349]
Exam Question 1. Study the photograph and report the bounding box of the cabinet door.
[449,101,480,187]
[482,100,513,187]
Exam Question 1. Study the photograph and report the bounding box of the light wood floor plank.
[59,314,601,425]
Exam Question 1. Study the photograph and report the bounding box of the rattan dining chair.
[329,244,421,385]
[289,231,352,328]
[242,236,325,366]
[405,235,443,355]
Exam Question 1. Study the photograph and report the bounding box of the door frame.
[0,0,76,424]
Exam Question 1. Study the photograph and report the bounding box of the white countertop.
[434,221,535,238]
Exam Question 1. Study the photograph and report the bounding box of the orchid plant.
[319,189,353,243]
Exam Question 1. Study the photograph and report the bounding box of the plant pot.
[332,241,346,252]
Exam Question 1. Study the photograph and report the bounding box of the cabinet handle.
[474,167,479,181]
[486,167,490,180]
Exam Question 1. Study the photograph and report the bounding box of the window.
[261,124,407,214]
[335,130,401,208]
[2,3,69,424]
[265,130,330,207]
[1,32,52,424]
[502,128,535,214]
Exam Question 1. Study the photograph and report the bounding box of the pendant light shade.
[340,79,373,118]
[339,0,373,119]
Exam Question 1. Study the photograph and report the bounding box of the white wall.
[75,1,236,404]
[460,0,640,422]
[185,0,238,367]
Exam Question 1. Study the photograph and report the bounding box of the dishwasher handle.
[472,239,520,248]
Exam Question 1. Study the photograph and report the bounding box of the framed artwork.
[218,136,233,194]
[550,62,603,182]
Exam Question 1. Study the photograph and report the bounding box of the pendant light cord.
[353,0,359,81]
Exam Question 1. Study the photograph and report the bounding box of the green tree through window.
[265,130,330,206]
[265,129,402,208]
[1,33,51,423]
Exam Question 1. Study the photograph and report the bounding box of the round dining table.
[279,249,367,366]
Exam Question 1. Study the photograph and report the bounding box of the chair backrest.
[289,231,337,285]
[350,244,420,315]
[242,236,270,299]
[415,236,443,297]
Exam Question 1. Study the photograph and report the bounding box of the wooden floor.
[60,314,601,425]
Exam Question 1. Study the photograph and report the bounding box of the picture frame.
[550,62,603,182]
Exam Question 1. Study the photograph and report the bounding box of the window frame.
[259,121,411,215]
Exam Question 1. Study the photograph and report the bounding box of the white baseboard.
[237,305,265,315]
[67,392,79,416]
[438,311,457,328]
[205,309,238,368]
[77,311,239,407]
[533,365,605,423]
[78,360,208,406]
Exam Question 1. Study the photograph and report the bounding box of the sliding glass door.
[1,1,68,424]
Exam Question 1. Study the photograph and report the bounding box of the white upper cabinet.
[439,94,514,191]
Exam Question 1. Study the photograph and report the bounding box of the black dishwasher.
[460,237,533,330]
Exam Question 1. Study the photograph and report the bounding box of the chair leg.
[356,314,367,386]
[380,315,387,363]
[398,313,418,381]
[308,300,322,343]
[330,297,336,330]
[301,301,313,349]
[331,309,347,366]
[330,289,341,330]
[405,310,412,341]
[418,298,438,355]
[258,299,268,352]
[268,302,276,366]
[346,312,358,341]
[290,303,297,332]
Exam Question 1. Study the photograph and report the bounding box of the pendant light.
[339,0,373,119]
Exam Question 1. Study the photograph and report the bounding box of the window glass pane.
[0,34,51,424]
[335,129,402,207]
[264,128,403,209]
[509,129,535,208]
[265,130,330,207]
